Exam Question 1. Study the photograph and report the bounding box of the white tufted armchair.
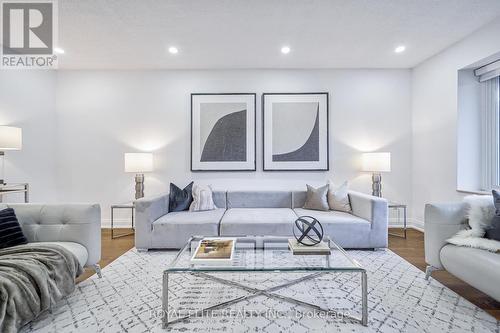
[5,203,102,277]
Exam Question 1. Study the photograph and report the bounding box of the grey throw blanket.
[0,244,83,333]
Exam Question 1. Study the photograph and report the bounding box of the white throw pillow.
[189,185,217,212]
[327,181,352,213]
[463,195,495,233]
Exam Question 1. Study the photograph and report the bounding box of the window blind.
[475,59,500,82]
[480,77,500,190]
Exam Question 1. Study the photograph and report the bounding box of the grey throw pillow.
[486,190,500,241]
[303,184,329,211]
[169,182,194,212]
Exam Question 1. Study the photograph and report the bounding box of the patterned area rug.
[23,249,499,333]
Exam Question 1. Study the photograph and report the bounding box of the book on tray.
[190,238,236,264]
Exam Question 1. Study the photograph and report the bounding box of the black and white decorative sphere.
[293,216,324,246]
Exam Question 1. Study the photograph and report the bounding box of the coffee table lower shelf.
[162,268,368,328]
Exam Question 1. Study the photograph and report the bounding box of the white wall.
[457,69,481,192]
[0,71,58,203]
[54,69,412,224]
[411,18,500,223]
[3,18,500,229]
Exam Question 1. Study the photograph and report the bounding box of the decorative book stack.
[288,239,331,255]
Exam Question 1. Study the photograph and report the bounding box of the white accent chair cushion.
[31,242,89,267]
[440,244,500,301]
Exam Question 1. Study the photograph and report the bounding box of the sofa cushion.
[227,191,292,208]
[156,208,225,225]
[151,209,225,248]
[292,191,307,208]
[440,244,500,301]
[212,191,227,209]
[32,241,89,267]
[220,208,297,236]
[294,208,371,248]
[294,208,369,225]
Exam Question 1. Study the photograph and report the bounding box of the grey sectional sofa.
[135,190,388,250]
[424,203,500,302]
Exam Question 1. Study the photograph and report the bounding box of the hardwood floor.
[79,228,500,320]
[76,229,134,283]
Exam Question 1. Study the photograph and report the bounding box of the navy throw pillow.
[486,190,500,241]
[0,208,28,249]
[169,182,194,212]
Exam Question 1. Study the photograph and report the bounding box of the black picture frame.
[191,93,257,172]
[262,92,329,172]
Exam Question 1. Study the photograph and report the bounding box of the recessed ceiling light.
[281,46,291,54]
[168,46,179,54]
[394,45,406,53]
[54,47,65,54]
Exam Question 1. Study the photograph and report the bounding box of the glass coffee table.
[163,235,368,328]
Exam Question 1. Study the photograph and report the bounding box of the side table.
[389,202,407,239]
[111,203,135,239]
[0,183,29,203]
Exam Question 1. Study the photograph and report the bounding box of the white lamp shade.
[0,126,22,150]
[361,152,391,172]
[124,153,153,173]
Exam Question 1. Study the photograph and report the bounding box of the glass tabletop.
[166,235,364,273]
[111,202,134,208]
[0,183,28,190]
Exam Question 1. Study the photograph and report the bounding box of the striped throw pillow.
[0,208,28,249]
[189,185,217,212]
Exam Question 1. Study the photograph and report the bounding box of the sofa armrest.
[349,191,388,248]
[134,193,169,250]
[424,203,467,269]
[349,191,388,224]
[8,203,101,266]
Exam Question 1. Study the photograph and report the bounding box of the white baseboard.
[388,218,424,232]
[410,218,424,232]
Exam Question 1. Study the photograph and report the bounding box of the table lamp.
[124,153,153,199]
[361,152,391,197]
[0,126,22,185]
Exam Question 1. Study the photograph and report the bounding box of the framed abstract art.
[262,93,329,171]
[191,93,256,171]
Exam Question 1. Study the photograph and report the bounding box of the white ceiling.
[58,0,500,69]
